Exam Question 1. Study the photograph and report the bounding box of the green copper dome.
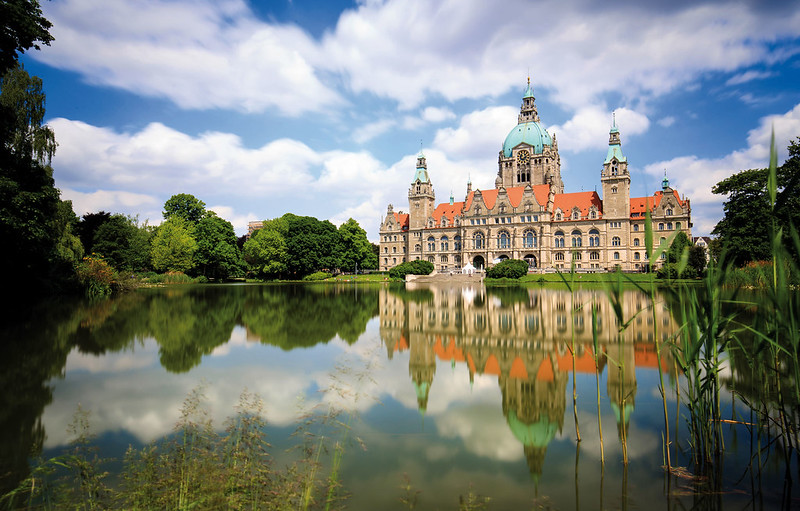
[506,410,558,448]
[502,121,552,158]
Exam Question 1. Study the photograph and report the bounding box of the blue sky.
[22,0,800,239]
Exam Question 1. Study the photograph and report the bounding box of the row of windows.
[391,218,683,241]
[553,251,642,261]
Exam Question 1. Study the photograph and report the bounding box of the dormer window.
[666,208,673,216]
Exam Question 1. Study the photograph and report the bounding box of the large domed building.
[379,79,692,272]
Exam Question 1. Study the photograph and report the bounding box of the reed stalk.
[591,299,604,465]
[558,262,581,443]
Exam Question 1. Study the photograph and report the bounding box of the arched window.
[454,235,461,250]
[667,222,673,230]
[634,252,640,260]
[611,186,618,194]
[633,238,640,247]
[676,222,681,231]
[571,229,582,248]
[523,230,537,248]
[590,251,600,260]
[658,223,664,230]
[633,224,639,232]
[613,252,620,260]
[427,256,434,263]
[572,251,582,260]
[589,229,600,247]
[554,231,565,248]
[555,252,565,261]
[590,210,597,219]
[666,208,673,216]
[441,236,449,251]
[556,212,562,221]
[498,231,510,249]
[427,236,435,251]
[612,236,621,247]
[611,162,618,176]
[414,244,421,252]
[474,232,485,249]
[572,210,580,220]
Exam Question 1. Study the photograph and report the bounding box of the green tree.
[0,0,53,76]
[688,244,707,275]
[163,193,206,224]
[712,138,800,266]
[194,212,243,279]
[76,211,111,254]
[92,214,152,271]
[666,231,691,264]
[53,199,83,268]
[282,214,342,278]
[242,218,288,280]
[151,217,197,273]
[338,218,377,272]
[0,64,72,295]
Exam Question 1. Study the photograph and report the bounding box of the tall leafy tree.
[163,193,206,224]
[242,218,288,280]
[712,138,800,266]
[92,214,152,271]
[194,212,243,279]
[0,0,53,76]
[151,217,197,273]
[282,213,342,278]
[0,64,74,294]
[338,218,377,272]
[76,211,111,254]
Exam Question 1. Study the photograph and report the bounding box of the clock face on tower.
[517,149,530,164]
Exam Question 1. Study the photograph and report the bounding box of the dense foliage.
[657,231,705,279]
[486,258,529,279]
[388,260,434,279]
[1,64,81,296]
[712,138,800,266]
[243,213,377,280]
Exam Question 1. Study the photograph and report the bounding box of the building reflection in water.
[379,285,676,479]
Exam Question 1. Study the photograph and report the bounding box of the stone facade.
[379,80,692,272]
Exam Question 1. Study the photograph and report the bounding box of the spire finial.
[612,111,616,128]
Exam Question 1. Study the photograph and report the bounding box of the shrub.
[657,263,699,280]
[388,260,434,279]
[76,255,114,299]
[487,259,529,279]
[303,271,332,281]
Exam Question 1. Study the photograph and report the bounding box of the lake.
[0,282,796,509]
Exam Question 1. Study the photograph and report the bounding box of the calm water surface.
[0,283,794,509]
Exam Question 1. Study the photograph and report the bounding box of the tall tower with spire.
[496,78,563,193]
[600,116,630,219]
[408,150,435,230]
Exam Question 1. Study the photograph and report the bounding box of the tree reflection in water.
[1,283,796,509]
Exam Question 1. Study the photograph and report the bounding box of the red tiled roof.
[464,184,551,211]
[432,202,465,226]
[552,191,602,220]
[630,189,686,217]
[393,212,409,230]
